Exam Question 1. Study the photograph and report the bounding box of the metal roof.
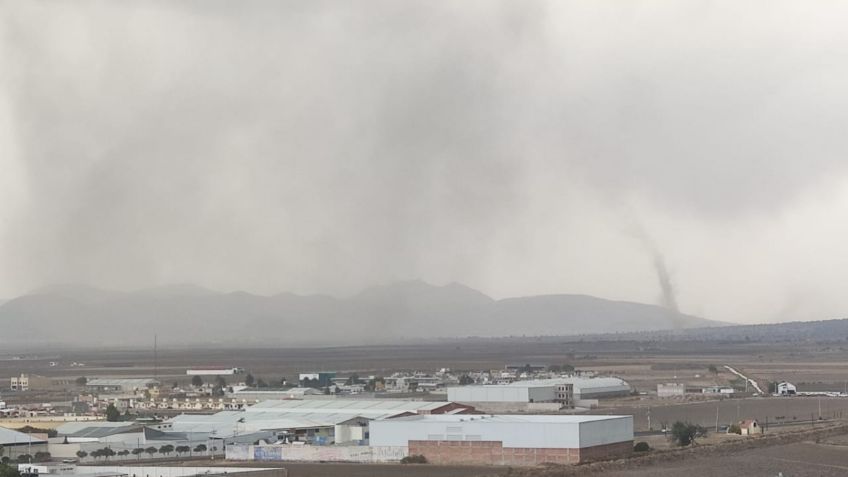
[67,425,141,438]
[166,412,362,436]
[87,378,159,387]
[0,426,48,445]
[57,421,135,436]
[459,377,630,392]
[385,414,632,424]
[162,400,462,437]
[246,399,450,414]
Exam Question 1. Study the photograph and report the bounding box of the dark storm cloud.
[2,1,848,324]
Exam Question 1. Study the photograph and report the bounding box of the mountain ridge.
[0,280,722,346]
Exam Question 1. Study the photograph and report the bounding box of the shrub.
[728,424,742,435]
[400,454,428,464]
[633,442,651,452]
[669,421,707,446]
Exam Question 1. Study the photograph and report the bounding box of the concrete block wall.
[408,439,632,466]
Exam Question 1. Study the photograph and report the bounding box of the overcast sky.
[2,1,848,324]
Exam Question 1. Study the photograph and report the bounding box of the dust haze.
[3,1,848,324]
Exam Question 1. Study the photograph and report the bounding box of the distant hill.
[0,280,722,347]
[574,317,848,343]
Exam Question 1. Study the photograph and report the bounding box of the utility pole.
[715,405,719,433]
[646,409,651,431]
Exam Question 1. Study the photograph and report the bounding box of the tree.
[158,445,174,456]
[175,446,190,456]
[33,452,51,463]
[458,375,474,385]
[215,376,227,387]
[145,447,157,458]
[193,444,207,453]
[728,424,742,435]
[75,377,88,386]
[0,464,21,477]
[244,374,255,387]
[192,375,204,387]
[117,450,129,458]
[131,448,145,459]
[100,448,115,460]
[279,377,287,386]
[17,455,32,464]
[257,378,268,388]
[708,365,719,375]
[76,450,88,460]
[669,421,707,446]
[105,403,121,422]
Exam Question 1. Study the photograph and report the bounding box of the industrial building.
[370,414,634,465]
[186,367,245,376]
[447,381,572,410]
[86,378,160,393]
[447,377,629,410]
[160,399,474,446]
[0,426,49,459]
[560,377,631,399]
[657,383,685,398]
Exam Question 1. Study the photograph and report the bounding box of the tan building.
[10,374,54,391]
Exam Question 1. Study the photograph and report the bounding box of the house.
[776,382,797,396]
[739,419,762,435]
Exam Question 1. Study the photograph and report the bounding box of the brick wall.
[408,439,632,466]
[576,440,633,462]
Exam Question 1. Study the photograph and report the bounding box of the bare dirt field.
[197,461,509,477]
[595,396,848,432]
[604,440,848,477]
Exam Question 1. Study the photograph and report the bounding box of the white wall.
[226,444,407,463]
[578,417,633,447]
[76,466,266,477]
[448,385,556,403]
[370,417,632,449]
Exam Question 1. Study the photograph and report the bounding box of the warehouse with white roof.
[370,414,633,465]
[447,377,630,408]
[163,399,475,445]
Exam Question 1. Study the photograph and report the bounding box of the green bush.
[400,454,428,464]
[633,442,651,452]
[728,424,742,435]
[669,421,707,446]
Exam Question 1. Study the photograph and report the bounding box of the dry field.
[605,439,848,477]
